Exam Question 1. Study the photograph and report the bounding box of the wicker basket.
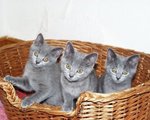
[0,36,26,99]
[0,36,23,47]
[0,39,150,120]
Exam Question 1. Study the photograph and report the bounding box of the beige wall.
[0,0,150,53]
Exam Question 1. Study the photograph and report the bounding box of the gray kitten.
[98,48,140,93]
[61,42,98,112]
[4,33,63,108]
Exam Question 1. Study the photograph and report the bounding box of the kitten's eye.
[123,71,128,76]
[43,57,49,62]
[34,51,39,57]
[77,68,83,74]
[112,67,117,73]
[66,64,71,70]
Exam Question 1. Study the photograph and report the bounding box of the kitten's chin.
[32,63,44,68]
[32,64,40,68]
[113,79,124,84]
[65,76,79,82]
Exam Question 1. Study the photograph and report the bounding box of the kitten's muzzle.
[36,60,40,64]
[116,77,120,80]
[116,73,122,80]
[69,74,74,78]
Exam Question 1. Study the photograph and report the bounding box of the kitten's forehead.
[72,50,86,64]
[113,54,132,70]
[64,50,86,68]
[75,50,86,61]
[116,54,128,65]
[31,43,52,55]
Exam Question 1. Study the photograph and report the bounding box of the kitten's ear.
[83,53,98,67]
[107,48,117,63]
[51,48,63,58]
[33,33,44,46]
[127,55,140,68]
[64,42,74,58]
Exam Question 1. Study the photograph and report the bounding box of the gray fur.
[98,48,140,93]
[4,33,63,108]
[61,42,98,112]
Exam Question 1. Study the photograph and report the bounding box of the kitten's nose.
[116,73,121,80]
[36,58,41,64]
[36,60,40,64]
[69,74,74,78]
[116,77,120,80]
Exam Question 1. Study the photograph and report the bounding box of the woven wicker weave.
[0,39,150,120]
[0,36,23,47]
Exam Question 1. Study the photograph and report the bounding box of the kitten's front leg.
[4,75,33,92]
[21,89,50,108]
[62,92,74,112]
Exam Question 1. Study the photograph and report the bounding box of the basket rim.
[0,39,150,55]
[0,36,24,43]
[78,80,150,102]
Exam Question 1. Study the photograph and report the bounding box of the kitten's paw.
[21,97,34,108]
[4,75,12,82]
[62,105,72,112]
